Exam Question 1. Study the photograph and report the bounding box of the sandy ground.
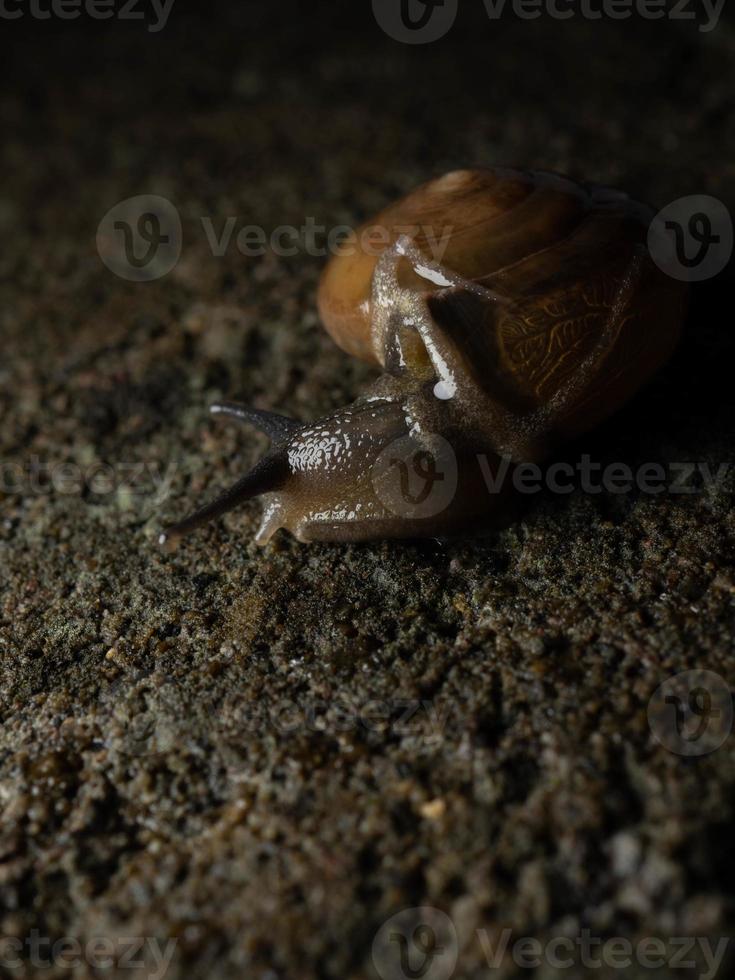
[1,4,734,978]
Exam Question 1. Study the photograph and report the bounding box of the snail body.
[161,168,688,546]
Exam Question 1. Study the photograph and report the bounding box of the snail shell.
[162,168,688,546]
[318,167,686,442]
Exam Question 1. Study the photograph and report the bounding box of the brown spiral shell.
[318,167,688,439]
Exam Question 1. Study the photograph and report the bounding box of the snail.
[160,167,688,547]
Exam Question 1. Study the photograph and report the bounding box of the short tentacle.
[210,401,301,444]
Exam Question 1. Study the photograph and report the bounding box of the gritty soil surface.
[1,5,734,979]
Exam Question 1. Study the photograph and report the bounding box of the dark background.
[1,2,734,978]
